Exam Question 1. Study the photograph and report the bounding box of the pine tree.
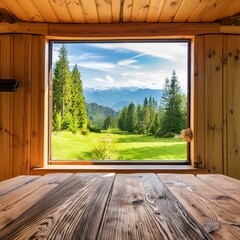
[126,102,137,133]
[118,106,128,131]
[71,64,87,130]
[52,44,72,130]
[160,70,187,135]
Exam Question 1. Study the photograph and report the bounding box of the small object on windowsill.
[181,128,193,142]
[0,79,19,92]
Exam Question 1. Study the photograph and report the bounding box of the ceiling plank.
[131,0,151,22]
[65,0,86,23]
[201,0,233,22]
[188,0,217,22]
[146,0,165,22]
[122,0,133,23]
[159,0,183,23]
[80,0,99,23]
[111,0,121,22]
[16,0,45,22]
[173,0,199,22]
[1,0,31,21]
[96,0,112,23]
[218,0,240,19]
[32,0,59,23]
[48,0,73,23]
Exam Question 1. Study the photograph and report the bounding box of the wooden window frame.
[47,38,192,166]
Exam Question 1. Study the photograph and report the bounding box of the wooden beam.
[0,22,221,37]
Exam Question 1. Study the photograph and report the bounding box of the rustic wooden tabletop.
[0,173,239,239]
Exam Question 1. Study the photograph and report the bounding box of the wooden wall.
[0,33,240,181]
[0,34,46,181]
[194,34,240,179]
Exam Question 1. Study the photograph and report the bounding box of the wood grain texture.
[159,0,183,22]
[197,174,240,202]
[96,0,112,23]
[0,173,115,239]
[100,173,211,239]
[159,174,240,239]
[146,0,164,22]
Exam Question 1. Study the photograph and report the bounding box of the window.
[49,40,190,164]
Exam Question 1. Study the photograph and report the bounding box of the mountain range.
[83,88,163,111]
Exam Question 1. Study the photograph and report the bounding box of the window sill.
[31,165,208,175]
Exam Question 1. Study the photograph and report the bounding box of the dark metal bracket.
[0,79,19,92]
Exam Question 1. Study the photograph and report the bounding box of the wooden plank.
[122,0,133,22]
[159,174,240,239]
[225,36,240,180]
[204,35,223,174]
[48,23,221,38]
[0,175,40,196]
[0,173,115,239]
[159,0,183,22]
[192,35,205,168]
[111,0,121,22]
[16,0,45,22]
[65,0,86,23]
[197,174,240,202]
[48,0,73,23]
[0,35,13,181]
[131,0,151,22]
[201,0,233,22]
[146,0,164,22]
[0,173,73,230]
[188,0,217,22]
[80,0,99,23]
[32,0,59,22]
[173,0,199,22]
[219,0,240,19]
[0,0,31,21]
[100,174,211,239]
[96,0,112,23]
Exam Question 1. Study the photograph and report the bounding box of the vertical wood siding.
[0,34,45,181]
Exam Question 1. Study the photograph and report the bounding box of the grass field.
[52,130,187,161]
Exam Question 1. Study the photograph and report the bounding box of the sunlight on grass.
[52,130,187,161]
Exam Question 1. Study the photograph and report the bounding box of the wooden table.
[0,173,239,239]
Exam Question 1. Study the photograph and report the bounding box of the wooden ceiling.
[0,0,240,24]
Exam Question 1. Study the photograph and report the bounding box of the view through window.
[50,41,189,162]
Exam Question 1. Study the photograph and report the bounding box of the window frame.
[48,38,192,166]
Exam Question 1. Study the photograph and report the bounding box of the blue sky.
[52,42,188,91]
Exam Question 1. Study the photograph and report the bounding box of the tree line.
[52,44,187,137]
[118,70,187,137]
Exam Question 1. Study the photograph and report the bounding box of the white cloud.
[95,75,115,84]
[70,61,116,72]
[117,59,142,69]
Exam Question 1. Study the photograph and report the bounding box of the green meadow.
[52,130,187,161]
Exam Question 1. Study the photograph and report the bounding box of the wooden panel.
[100,174,211,239]
[80,0,99,23]
[188,0,218,22]
[192,35,205,168]
[225,36,240,180]
[204,35,223,174]
[0,173,73,230]
[122,0,133,22]
[65,0,86,23]
[131,0,151,22]
[197,174,240,202]
[0,35,13,181]
[159,174,240,239]
[48,0,73,23]
[219,0,240,19]
[173,0,199,22]
[159,0,183,22]
[201,0,233,22]
[0,0,31,21]
[0,175,40,196]
[111,0,121,22]
[96,0,112,23]
[146,0,164,22]
[32,0,59,22]
[16,0,45,22]
[0,173,115,239]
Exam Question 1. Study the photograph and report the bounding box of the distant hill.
[86,103,119,128]
[84,88,163,111]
